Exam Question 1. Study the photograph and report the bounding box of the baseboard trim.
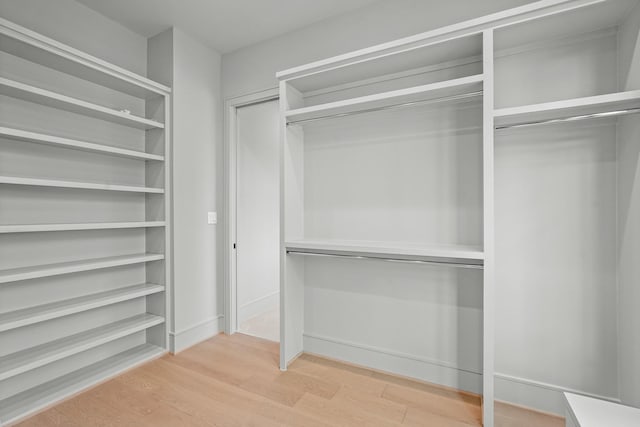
[495,372,620,415]
[238,291,279,323]
[302,332,482,394]
[170,315,224,353]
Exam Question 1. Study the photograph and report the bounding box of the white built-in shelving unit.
[277,0,640,425]
[0,16,171,426]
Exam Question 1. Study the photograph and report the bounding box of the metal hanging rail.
[286,250,484,269]
[495,107,640,130]
[286,90,483,125]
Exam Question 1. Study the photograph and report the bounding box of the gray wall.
[148,28,224,353]
[0,0,147,75]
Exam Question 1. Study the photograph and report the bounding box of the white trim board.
[238,291,279,323]
[495,373,620,416]
[302,332,482,394]
[169,315,224,353]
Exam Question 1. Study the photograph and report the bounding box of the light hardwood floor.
[16,333,564,427]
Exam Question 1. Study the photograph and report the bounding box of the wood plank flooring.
[16,333,565,427]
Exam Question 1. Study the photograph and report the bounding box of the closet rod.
[286,250,484,269]
[495,107,640,130]
[287,90,483,125]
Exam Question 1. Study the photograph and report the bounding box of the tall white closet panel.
[0,18,171,425]
[277,0,640,425]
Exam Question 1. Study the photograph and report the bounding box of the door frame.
[224,87,279,335]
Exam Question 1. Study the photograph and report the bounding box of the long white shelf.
[285,239,484,266]
[0,313,164,381]
[0,77,165,130]
[0,253,165,284]
[0,221,165,234]
[494,90,640,128]
[0,127,164,161]
[0,343,165,426]
[0,175,164,193]
[285,74,483,124]
[0,17,170,99]
[0,283,165,332]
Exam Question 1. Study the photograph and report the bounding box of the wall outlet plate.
[208,211,217,224]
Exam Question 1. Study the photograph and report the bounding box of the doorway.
[234,97,280,342]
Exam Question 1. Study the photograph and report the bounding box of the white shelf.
[0,283,165,332]
[285,74,483,124]
[0,127,164,161]
[565,393,640,427]
[0,344,165,426]
[494,90,640,128]
[0,253,164,284]
[0,77,164,130]
[0,221,165,234]
[0,313,164,381]
[0,175,164,193]
[0,17,170,99]
[285,239,484,266]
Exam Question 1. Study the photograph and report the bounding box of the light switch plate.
[207,211,217,224]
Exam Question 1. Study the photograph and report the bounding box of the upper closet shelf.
[0,77,165,130]
[494,90,640,129]
[0,175,164,193]
[0,17,170,99]
[285,74,483,125]
[0,127,164,161]
[286,239,484,267]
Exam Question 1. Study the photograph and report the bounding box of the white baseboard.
[495,373,620,415]
[302,332,482,394]
[170,315,224,353]
[238,291,279,323]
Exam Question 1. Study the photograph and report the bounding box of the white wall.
[0,0,147,75]
[148,28,224,353]
[236,100,280,325]
[221,0,536,99]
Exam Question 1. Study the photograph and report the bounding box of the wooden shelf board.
[564,393,640,427]
[494,90,640,128]
[0,313,164,381]
[0,221,165,233]
[0,344,166,426]
[285,74,483,124]
[285,239,484,265]
[0,283,165,332]
[0,253,164,284]
[0,17,170,99]
[0,77,164,130]
[0,175,164,193]
[0,127,164,161]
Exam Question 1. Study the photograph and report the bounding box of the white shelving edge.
[0,344,166,426]
[0,77,165,130]
[0,175,164,193]
[285,74,484,124]
[285,239,484,265]
[564,393,640,427]
[0,313,164,381]
[0,283,165,332]
[0,221,166,234]
[0,253,165,284]
[0,17,170,98]
[494,90,640,127]
[0,127,164,161]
